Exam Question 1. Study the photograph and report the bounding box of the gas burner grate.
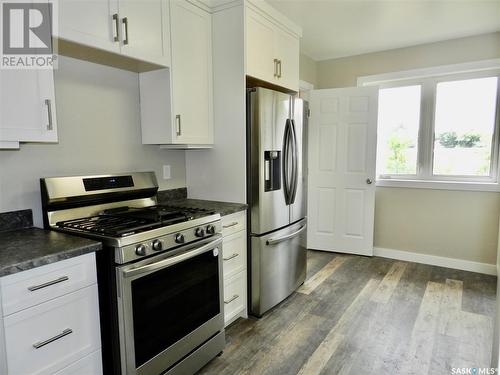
[56,215,165,237]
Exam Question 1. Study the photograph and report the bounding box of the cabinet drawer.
[4,285,101,375]
[53,350,102,375]
[0,253,97,316]
[223,271,246,324]
[222,230,246,279]
[222,211,246,237]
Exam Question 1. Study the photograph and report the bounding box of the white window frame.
[358,59,500,192]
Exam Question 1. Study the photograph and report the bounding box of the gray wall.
[299,53,318,87]
[317,31,500,89]
[0,56,186,227]
[312,32,500,266]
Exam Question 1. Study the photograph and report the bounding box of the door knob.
[366,178,373,185]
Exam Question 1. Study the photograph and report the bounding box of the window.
[377,85,421,177]
[433,77,498,177]
[361,63,500,190]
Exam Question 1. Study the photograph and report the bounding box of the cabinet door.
[245,7,275,84]
[58,0,120,53]
[274,27,300,92]
[170,0,213,145]
[0,69,58,143]
[119,0,170,66]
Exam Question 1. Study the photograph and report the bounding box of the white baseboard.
[373,247,497,276]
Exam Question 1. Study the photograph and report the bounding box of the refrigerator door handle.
[290,119,299,204]
[283,119,292,205]
[266,224,307,245]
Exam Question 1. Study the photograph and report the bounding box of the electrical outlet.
[162,165,171,180]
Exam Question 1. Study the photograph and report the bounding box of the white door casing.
[307,87,378,256]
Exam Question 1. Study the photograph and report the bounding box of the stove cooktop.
[56,205,216,238]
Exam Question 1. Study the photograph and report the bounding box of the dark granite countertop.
[0,228,102,277]
[157,188,247,217]
[164,198,247,217]
[0,209,102,277]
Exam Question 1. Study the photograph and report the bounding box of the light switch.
[162,165,171,180]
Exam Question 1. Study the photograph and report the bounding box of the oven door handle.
[121,235,223,279]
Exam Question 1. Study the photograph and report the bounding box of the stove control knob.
[206,225,216,235]
[174,233,185,244]
[195,228,205,237]
[135,244,147,256]
[152,240,163,251]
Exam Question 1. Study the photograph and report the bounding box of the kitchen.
[0,1,499,374]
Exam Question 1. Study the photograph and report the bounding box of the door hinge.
[307,108,311,118]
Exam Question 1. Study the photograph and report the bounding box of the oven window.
[131,250,220,367]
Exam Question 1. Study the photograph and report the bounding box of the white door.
[0,69,58,143]
[119,0,170,66]
[58,0,120,53]
[307,87,378,256]
[170,0,213,145]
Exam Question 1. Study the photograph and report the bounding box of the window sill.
[376,179,500,192]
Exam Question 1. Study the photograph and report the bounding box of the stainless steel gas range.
[40,172,225,375]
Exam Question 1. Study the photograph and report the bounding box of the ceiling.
[266,0,500,61]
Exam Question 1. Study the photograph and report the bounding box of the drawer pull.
[28,276,69,292]
[224,294,239,304]
[33,328,73,349]
[223,222,238,229]
[223,253,239,261]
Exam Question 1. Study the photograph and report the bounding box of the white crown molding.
[374,247,497,275]
[245,0,302,37]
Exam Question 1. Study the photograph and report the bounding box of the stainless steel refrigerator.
[247,87,307,317]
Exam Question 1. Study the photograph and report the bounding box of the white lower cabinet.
[53,350,103,375]
[0,253,102,375]
[223,271,247,325]
[222,211,248,326]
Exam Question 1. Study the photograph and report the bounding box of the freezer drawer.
[250,219,307,316]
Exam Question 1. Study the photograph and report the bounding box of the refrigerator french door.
[247,87,307,317]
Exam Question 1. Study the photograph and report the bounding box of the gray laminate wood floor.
[198,250,497,375]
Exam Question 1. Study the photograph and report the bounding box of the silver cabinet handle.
[273,58,279,78]
[176,114,181,136]
[278,60,282,78]
[33,328,73,349]
[28,276,69,292]
[366,178,373,185]
[112,14,119,42]
[223,222,238,229]
[223,253,239,261]
[45,99,53,131]
[224,294,239,304]
[122,17,129,45]
[266,224,307,246]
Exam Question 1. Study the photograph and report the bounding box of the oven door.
[116,235,224,375]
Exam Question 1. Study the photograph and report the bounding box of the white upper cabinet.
[170,0,213,145]
[0,69,58,144]
[118,0,171,66]
[245,3,301,92]
[57,0,170,67]
[273,27,300,92]
[58,0,120,53]
[140,0,213,147]
[246,8,275,84]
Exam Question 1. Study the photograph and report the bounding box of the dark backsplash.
[0,209,33,232]
[157,187,188,203]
